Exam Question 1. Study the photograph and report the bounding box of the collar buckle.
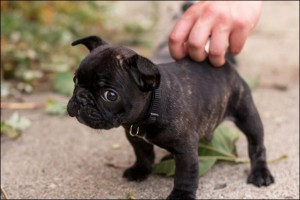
[129,125,140,137]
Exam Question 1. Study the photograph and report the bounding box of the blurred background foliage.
[1,1,159,97]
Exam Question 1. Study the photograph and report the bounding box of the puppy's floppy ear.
[126,54,160,92]
[72,35,108,52]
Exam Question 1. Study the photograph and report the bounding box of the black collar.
[126,87,161,136]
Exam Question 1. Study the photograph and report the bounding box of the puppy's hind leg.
[233,85,274,187]
[123,128,155,182]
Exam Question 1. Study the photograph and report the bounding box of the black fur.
[67,35,274,199]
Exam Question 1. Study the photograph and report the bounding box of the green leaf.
[127,191,136,200]
[199,157,217,176]
[153,159,176,177]
[1,112,31,138]
[45,98,67,116]
[1,121,20,138]
[153,124,240,177]
[199,125,239,158]
[52,71,74,96]
[6,112,31,131]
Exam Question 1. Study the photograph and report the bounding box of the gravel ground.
[1,1,299,199]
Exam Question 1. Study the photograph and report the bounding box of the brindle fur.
[67,36,274,200]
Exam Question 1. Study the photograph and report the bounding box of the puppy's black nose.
[77,96,88,107]
[76,90,95,107]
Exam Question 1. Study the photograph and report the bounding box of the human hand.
[169,1,262,67]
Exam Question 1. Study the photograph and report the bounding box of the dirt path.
[1,1,299,199]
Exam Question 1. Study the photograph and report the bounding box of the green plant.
[51,71,74,96]
[1,1,157,95]
[154,124,244,177]
[1,112,31,138]
[45,98,67,116]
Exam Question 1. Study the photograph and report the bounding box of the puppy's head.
[67,36,160,130]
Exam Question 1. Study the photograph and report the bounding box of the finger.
[208,27,229,67]
[229,29,248,55]
[187,17,213,62]
[169,6,198,60]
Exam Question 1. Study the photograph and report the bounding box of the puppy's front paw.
[247,167,275,187]
[123,165,151,182]
[167,189,195,200]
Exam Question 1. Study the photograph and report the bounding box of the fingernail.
[204,39,210,54]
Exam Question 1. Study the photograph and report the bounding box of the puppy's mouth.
[67,100,120,130]
[77,108,116,129]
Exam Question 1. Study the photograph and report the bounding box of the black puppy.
[67,35,274,199]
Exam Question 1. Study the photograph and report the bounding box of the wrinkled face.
[67,36,160,130]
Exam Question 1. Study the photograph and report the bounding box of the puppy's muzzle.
[67,88,94,117]
[67,99,78,117]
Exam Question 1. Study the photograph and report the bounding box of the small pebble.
[49,183,57,189]
[112,144,121,149]
[214,183,227,190]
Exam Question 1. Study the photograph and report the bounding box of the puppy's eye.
[102,89,118,102]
